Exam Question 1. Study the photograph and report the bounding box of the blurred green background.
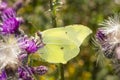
[9,0,120,80]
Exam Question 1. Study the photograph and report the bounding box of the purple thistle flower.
[18,66,34,80]
[0,1,47,80]
[34,66,48,75]
[18,35,44,53]
[0,2,7,11]
[0,70,7,80]
[0,18,20,34]
[96,29,107,42]
[18,65,48,80]
[96,29,114,58]
[95,15,120,59]
[25,39,39,53]
[1,8,16,21]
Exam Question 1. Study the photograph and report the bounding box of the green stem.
[49,0,64,80]
[49,0,57,28]
[59,63,65,80]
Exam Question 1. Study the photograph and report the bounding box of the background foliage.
[9,0,120,80]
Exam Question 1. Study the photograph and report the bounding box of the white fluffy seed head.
[99,14,120,46]
[0,36,21,70]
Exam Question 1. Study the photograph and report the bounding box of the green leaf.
[39,25,92,64]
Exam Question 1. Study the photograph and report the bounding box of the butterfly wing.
[39,25,92,64]
[65,25,92,47]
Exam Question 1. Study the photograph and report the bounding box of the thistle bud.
[18,66,34,80]
[34,66,48,75]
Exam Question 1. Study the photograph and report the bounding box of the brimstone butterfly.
[39,25,92,64]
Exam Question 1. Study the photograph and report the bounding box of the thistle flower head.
[0,36,21,70]
[100,15,120,34]
[0,1,47,79]
[99,15,120,45]
[18,65,48,80]
[95,15,120,58]
[34,65,48,75]
[0,35,47,79]
[18,66,34,80]
[18,35,44,53]
[0,18,20,34]
[0,6,22,35]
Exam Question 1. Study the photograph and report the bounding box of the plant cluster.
[0,1,47,80]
